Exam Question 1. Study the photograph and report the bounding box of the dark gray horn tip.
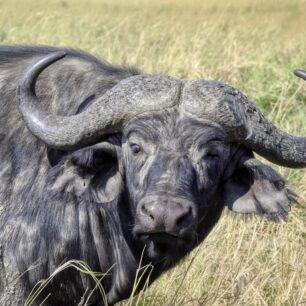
[293,69,306,81]
[25,51,67,78]
[45,51,67,63]
[18,51,67,94]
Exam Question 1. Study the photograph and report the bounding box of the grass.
[25,260,111,306]
[0,0,305,305]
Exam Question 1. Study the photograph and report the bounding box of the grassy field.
[1,0,306,305]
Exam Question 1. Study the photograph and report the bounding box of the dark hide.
[0,46,295,305]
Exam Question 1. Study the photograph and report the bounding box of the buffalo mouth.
[134,229,196,262]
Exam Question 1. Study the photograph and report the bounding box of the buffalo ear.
[48,137,124,203]
[222,158,297,221]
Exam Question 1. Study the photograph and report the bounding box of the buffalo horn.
[181,78,306,168]
[17,52,181,150]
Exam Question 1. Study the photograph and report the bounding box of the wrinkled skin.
[0,47,296,306]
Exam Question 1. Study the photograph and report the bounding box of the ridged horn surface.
[17,52,181,150]
[181,79,306,168]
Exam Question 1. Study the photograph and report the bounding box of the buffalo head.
[16,52,304,275]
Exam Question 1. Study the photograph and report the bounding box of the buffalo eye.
[130,143,141,155]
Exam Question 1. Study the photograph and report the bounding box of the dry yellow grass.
[1,0,305,305]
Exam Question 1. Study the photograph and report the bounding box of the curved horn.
[294,68,306,81]
[17,52,181,150]
[181,78,306,168]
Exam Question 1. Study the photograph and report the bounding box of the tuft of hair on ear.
[69,148,95,169]
[285,187,300,205]
[224,208,261,223]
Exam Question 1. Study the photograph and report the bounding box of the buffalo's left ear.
[222,158,297,221]
[48,136,124,203]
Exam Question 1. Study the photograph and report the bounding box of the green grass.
[1,0,305,305]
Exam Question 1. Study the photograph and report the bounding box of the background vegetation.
[1,0,305,304]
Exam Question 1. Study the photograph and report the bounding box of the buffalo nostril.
[141,204,154,220]
[176,208,193,230]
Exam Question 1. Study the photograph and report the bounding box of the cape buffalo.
[0,46,305,305]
